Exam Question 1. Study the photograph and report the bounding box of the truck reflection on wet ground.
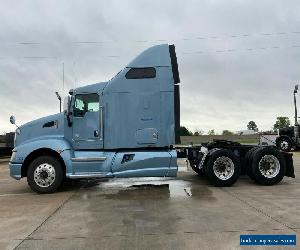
[72,158,215,201]
[76,177,216,201]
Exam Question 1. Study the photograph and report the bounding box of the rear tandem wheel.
[250,147,286,185]
[244,146,261,180]
[204,149,241,187]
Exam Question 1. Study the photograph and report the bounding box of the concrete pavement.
[0,155,299,250]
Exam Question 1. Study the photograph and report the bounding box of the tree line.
[179,116,291,136]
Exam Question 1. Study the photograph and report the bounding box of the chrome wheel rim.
[258,155,280,178]
[34,163,56,187]
[280,141,289,150]
[213,156,235,180]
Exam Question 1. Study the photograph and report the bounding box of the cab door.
[72,93,103,150]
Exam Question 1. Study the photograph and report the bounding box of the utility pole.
[62,62,65,91]
[294,84,298,125]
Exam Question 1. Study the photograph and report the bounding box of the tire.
[251,147,286,185]
[277,137,292,152]
[205,149,241,187]
[27,155,64,194]
[244,147,261,180]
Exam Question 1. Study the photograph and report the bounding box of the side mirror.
[63,96,71,115]
[294,84,299,94]
[10,115,16,125]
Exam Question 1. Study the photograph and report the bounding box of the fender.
[11,136,73,178]
[13,136,72,162]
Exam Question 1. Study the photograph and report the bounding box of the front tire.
[205,149,241,186]
[27,155,64,194]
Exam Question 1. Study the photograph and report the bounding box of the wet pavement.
[0,156,299,250]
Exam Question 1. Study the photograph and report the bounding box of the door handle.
[100,106,104,141]
[94,130,99,137]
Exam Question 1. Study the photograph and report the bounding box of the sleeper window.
[125,67,156,79]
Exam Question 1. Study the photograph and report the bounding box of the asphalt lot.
[0,154,299,250]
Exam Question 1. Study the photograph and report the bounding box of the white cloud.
[0,0,300,134]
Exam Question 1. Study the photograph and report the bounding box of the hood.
[15,113,64,147]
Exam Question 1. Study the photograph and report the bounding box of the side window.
[125,67,156,79]
[73,93,99,117]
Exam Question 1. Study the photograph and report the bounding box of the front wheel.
[277,137,292,152]
[205,149,241,186]
[27,155,64,194]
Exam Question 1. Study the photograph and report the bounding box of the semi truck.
[9,44,295,193]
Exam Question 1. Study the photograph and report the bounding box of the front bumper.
[9,162,22,180]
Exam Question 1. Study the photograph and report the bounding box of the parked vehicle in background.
[5,132,15,148]
[276,127,296,152]
[276,85,300,152]
[9,44,295,194]
[0,132,14,157]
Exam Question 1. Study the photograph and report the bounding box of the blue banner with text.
[240,235,296,246]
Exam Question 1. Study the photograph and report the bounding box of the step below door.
[69,151,115,178]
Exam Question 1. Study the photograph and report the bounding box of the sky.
[1,0,300,134]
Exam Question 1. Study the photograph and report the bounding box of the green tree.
[194,129,203,136]
[208,129,215,135]
[273,117,291,131]
[222,130,234,136]
[178,126,193,136]
[247,121,258,131]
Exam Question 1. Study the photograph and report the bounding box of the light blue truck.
[9,44,295,193]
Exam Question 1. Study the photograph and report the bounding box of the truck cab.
[9,44,181,193]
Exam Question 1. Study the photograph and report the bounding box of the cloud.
[0,0,300,134]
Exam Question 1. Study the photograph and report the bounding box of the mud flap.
[282,152,295,178]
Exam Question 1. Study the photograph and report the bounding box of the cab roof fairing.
[125,44,172,68]
[70,44,175,95]
[70,82,108,95]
